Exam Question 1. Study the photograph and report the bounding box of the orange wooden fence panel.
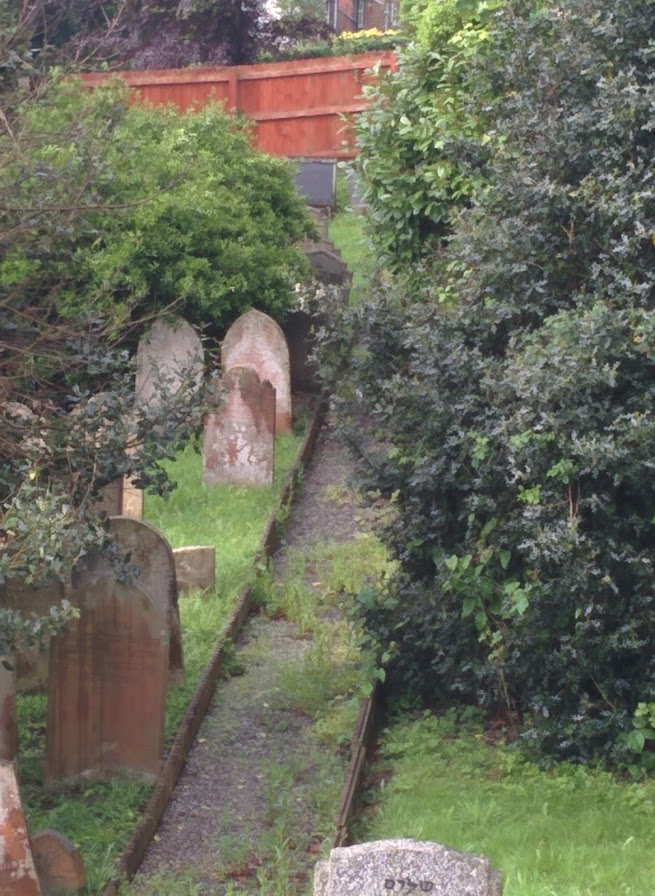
[79,51,396,158]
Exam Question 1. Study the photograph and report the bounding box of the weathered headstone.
[304,241,351,288]
[108,516,184,687]
[45,569,168,785]
[313,840,503,896]
[32,829,86,895]
[203,367,275,487]
[0,579,66,695]
[293,158,337,209]
[221,309,291,434]
[0,761,42,895]
[135,315,204,410]
[121,476,144,519]
[173,546,216,595]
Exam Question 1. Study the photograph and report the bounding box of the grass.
[329,169,376,306]
[357,709,655,896]
[17,428,305,896]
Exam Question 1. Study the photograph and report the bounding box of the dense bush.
[320,0,655,764]
[351,1,499,270]
[2,77,312,337]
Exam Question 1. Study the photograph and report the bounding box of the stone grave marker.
[109,516,184,687]
[173,546,216,595]
[0,761,42,895]
[135,315,204,410]
[304,241,351,288]
[293,158,337,209]
[313,840,503,896]
[0,578,67,695]
[203,367,275,487]
[32,829,86,895]
[221,309,291,434]
[45,563,168,784]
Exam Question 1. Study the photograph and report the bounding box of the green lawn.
[358,709,655,896]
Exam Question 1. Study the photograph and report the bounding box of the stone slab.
[293,159,337,208]
[314,840,503,896]
[173,546,216,595]
[32,829,85,895]
[203,367,276,487]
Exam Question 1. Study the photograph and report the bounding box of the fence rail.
[80,51,396,159]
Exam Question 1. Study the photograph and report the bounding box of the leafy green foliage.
[2,77,312,335]
[318,0,655,762]
[352,1,499,269]
[1,72,311,650]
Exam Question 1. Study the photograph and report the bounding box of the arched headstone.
[221,310,291,434]
[91,517,184,687]
[136,315,204,410]
[45,573,168,784]
[203,367,275,487]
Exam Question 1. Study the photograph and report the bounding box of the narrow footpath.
[130,417,368,896]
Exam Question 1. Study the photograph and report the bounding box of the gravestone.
[173,546,216,595]
[45,566,168,784]
[108,516,184,687]
[135,315,204,410]
[304,241,351,288]
[203,367,275,487]
[32,829,85,895]
[0,579,66,695]
[221,309,291,434]
[121,476,144,519]
[313,840,503,896]
[0,761,42,895]
[293,159,337,209]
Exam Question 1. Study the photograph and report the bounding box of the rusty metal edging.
[102,395,329,896]
[333,678,386,849]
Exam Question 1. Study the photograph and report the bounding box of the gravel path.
[132,417,365,894]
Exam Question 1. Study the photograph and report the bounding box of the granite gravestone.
[203,367,276,487]
[221,309,291,434]
[313,840,503,896]
[45,562,168,785]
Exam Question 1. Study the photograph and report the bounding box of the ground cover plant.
[17,430,304,894]
[359,709,655,895]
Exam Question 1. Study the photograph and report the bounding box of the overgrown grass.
[358,709,655,895]
[18,429,305,895]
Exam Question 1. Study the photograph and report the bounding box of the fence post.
[227,66,238,112]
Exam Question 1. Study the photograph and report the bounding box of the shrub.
[318,0,655,763]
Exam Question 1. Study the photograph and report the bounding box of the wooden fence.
[80,51,396,159]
